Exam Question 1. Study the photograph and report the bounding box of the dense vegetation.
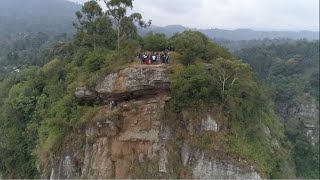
[0,0,80,41]
[235,41,320,178]
[0,0,147,178]
[0,0,82,80]
[166,31,291,178]
[0,32,73,80]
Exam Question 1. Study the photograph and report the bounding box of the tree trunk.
[219,70,230,101]
[117,31,120,50]
[93,32,96,50]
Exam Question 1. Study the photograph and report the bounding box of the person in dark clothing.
[142,54,146,64]
[165,55,169,64]
[123,95,131,101]
[164,48,169,55]
[161,54,165,64]
[110,100,117,109]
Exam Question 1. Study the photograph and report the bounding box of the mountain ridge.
[0,0,81,40]
[140,25,319,40]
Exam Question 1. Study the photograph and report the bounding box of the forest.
[235,41,319,178]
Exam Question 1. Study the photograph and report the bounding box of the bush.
[143,32,168,51]
[84,51,106,72]
[169,31,232,65]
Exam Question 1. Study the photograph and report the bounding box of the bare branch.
[231,73,238,86]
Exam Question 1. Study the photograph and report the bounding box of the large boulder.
[76,65,170,103]
[75,86,97,101]
[95,66,170,94]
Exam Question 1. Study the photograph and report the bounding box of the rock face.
[75,86,97,101]
[78,65,170,104]
[202,115,219,132]
[276,94,319,144]
[75,65,170,104]
[193,153,261,179]
[51,65,262,179]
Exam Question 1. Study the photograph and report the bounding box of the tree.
[169,31,208,65]
[98,0,151,49]
[212,58,239,100]
[73,1,116,50]
[203,42,232,62]
[143,33,167,51]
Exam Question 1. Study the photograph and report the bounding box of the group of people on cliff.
[137,49,170,65]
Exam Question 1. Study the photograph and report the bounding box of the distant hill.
[139,25,319,41]
[0,0,81,41]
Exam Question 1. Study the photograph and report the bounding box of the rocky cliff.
[276,94,319,145]
[48,64,262,179]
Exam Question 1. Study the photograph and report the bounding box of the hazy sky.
[70,0,319,31]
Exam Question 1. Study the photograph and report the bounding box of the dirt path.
[130,63,169,68]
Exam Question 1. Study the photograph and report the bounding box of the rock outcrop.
[76,65,170,104]
[276,94,319,144]
[49,65,262,179]
[193,153,261,179]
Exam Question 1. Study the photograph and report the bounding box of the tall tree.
[98,0,151,49]
[73,1,116,50]
[143,32,167,51]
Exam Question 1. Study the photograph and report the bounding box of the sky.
[69,0,319,31]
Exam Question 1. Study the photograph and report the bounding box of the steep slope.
[0,19,294,178]
[48,64,262,179]
[0,51,292,179]
[235,40,319,178]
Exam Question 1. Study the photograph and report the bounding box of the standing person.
[142,53,146,64]
[166,52,170,64]
[110,100,114,109]
[152,53,156,64]
[155,52,159,64]
[146,54,150,65]
[161,53,165,64]
[164,48,169,55]
[110,100,117,110]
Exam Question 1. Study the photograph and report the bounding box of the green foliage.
[236,40,319,102]
[235,40,320,178]
[169,54,290,178]
[169,31,208,65]
[1,2,314,178]
[84,51,107,72]
[0,32,69,68]
[0,0,80,41]
[170,64,212,111]
[170,58,264,118]
[203,42,233,62]
[129,160,159,179]
[288,134,320,178]
[73,1,116,50]
[98,0,151,49]
[169,31,232,65]
[142,32,168,51]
